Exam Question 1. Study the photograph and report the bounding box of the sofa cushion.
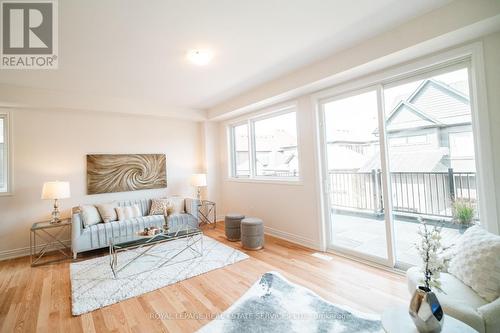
[167,196,185,214]
[80,205,102,227]
[149,198,169,215]
[116,199,151,217]
[448,226,500,302]
[116,205,142,221]
[87,215,165,248]
[95,202,118,223]
[167,213,198,231]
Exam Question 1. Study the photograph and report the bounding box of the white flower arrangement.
[415,217,448,291]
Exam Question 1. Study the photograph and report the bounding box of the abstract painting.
[87,154,167,194]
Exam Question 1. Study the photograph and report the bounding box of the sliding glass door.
[321,88,392,264]
[383,66,479,268]
[319,63,481,268]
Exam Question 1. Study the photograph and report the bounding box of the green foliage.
[452,199,475,226]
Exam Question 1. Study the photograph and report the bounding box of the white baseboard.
[0,239,71,261]
[217,218,321,250]
[264,226,320,251]
[0,227,320,261]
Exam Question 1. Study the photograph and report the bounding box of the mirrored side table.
[197,200,217,228]
[30,219,72,266]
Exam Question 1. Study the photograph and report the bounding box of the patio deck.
[331,213,462,266]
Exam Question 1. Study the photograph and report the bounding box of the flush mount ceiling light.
[186,49,214,66]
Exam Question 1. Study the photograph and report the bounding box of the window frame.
[229,121,251,179]
[227,105,301,183]
[0,110,12,196]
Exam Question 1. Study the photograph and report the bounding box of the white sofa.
[71,198,200,258]
[407,267,499,333]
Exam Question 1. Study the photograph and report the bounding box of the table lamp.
[41,181,71,223]
[190,173,207,200]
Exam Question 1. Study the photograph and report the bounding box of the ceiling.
[0,0,453,116]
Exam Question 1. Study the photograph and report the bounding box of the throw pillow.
[80,205,102,227]
[115,205,142,221]
[167,196,185,214]
[95,202,118,223]
[149,198,169,215]
[448,226,500,302]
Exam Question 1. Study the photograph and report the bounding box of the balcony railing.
[328,168,477,219]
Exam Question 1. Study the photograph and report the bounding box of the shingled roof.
[384,79,471,133]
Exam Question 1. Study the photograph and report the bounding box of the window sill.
[0,191,13,197]
[225,177,303,186]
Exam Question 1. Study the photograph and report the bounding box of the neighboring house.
[383,78,474,172]
[328,78,477,217]
[235,129,299,176]
[329,78,475,173]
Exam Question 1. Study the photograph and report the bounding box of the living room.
[1,1,499,332]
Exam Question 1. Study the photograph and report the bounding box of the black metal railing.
[328,168,477,219]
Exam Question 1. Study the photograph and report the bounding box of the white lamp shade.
[41,181,71,200]
[190,173,207,187]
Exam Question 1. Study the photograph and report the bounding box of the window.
[0,112,9,193]
[233,124,250,177]
[229,108,300,180]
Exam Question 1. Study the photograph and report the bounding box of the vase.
[409,286,444,333]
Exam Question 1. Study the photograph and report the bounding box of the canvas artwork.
[87,154,167,194]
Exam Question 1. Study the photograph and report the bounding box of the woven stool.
[225,213,245,241]
[241,217,264,250]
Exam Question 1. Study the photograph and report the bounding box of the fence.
[328,168,477,219]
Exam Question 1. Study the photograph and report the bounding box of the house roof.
[384,79,471,132]
[358,148,449,172]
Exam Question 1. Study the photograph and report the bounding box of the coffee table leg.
[200,233,204,255]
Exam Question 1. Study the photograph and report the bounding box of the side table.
[30,219,72,266]
[197,200,217,228]
[381,307,477,333]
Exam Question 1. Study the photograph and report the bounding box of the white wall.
[217,97,322,249]
[212,33,500,249]
[0,108,203,259]
[201,121,221,206]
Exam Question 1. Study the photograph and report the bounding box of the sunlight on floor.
[311,252,334,261]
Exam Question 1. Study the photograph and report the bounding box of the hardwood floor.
[0,224,409,333]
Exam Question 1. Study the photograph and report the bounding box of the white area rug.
[70,235,248,315]
[198,271,382,333]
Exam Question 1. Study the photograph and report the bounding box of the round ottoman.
[241,217,264,250]
[225,213,245,241]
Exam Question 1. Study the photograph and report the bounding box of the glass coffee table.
[109,223,203,278]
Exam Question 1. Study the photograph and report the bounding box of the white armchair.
[477,297,500,333]
[407,267,500,332]
[407,226,500,333]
